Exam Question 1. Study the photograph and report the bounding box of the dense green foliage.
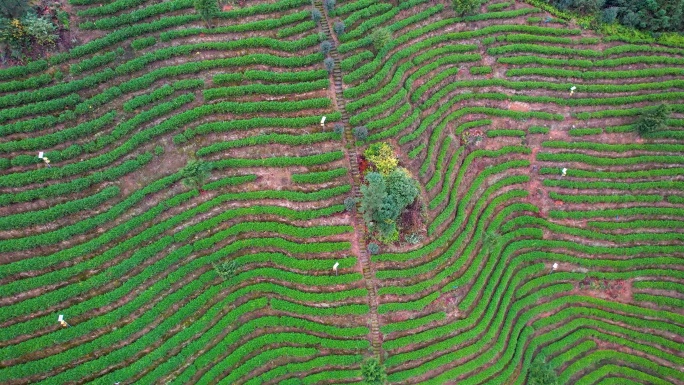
[194,0,219,26]
[545,0,684,32]
[636,103,671,135]
[360,168,419,243]
[453,0,481,15]
[527,355,558,385]
[0,0,682,383]
[361,357,387,385]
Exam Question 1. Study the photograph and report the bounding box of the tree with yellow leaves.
[363,142,398,176]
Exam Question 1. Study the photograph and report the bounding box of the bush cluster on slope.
[359,143,422,244]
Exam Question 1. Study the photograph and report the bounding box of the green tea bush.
[123,84,176,112]
[529,126,549,134]
[77,0,147,16]
[277,20,316,38]
[291,168,347,184]
[131,36,156,50]
[0,186,120,230]
[487,1,513,11]
[70,48,123,75]
[470,66,492,75]
[197,132,336,156]
[203,79,329,100]
[0,112,115,153]
[80,0,194,30]
[488,129,525,137]
[0,94,80,124]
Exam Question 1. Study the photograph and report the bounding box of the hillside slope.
[0,0,683,383]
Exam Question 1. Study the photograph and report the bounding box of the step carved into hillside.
[314,0,384,360]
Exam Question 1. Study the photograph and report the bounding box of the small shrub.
[367,243,380,255]
[470,65,492,75]
[154,145,164,156]
[334,123,344,136]
[320,40,332,55]
[528,355,558,385]
[194,0,219,27]
[344,196,356,211]
[311,8,322,23]
[370,28,391,51]
[333,21,345,35]
[405,232,422,245]
[324,57,335,73]
[636,103,670,135]
[173,134,188,145]
[181,159,211,190]
[453,0,480,16]
[131,36,156,50]
[353,126,368,141]
[361,357,386,384]
[482,36,495,45]
[324,0,336,13]
[377,227,399,244]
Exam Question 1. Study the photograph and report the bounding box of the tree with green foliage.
[527,355,558,385]
[360,172,387,226]
[601,6,619,23]
[549,0,683,33]
[367,242,380,255]
[453,0,480,16]
[361,357,386,385]
[370,27,391,50]
[333,21,345,35]
[194,0,219,27]
[353,126,369,141]
[311,8,322,23]
[386,168,419,213]
[636,103,671,135]
[359,143,421,243]
[181,159,212,190]
[333,123,345,137]
[324,57,335,73]
[0,0,30,18]
[568,0,605,14]
[320,40,332,55]
[360,168,419,244]
[344,196,356,212]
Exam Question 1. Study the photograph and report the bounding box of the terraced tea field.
[0,0,683,383]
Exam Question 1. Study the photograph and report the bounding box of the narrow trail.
[314,0,383,360]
